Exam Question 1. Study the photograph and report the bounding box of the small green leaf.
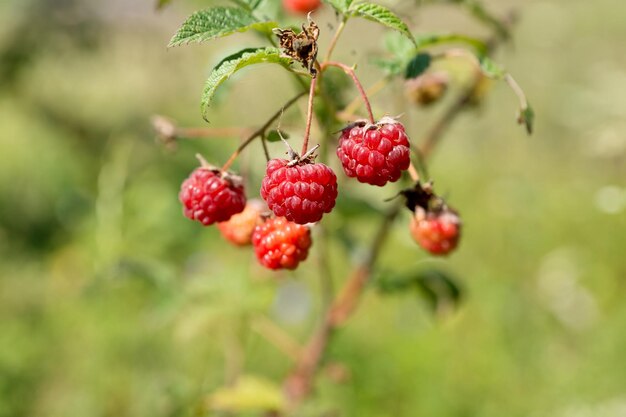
[479,56,506,79]
[168,7,277,47]
[518,104,534,135]
[201,47,293,121]
[371,57,403,76]
[414,33,488,55]
[404,53,431,79]
[348,2,416,45]
[266,130,289,142]
[208,375,286,412]
[323,0,353,13]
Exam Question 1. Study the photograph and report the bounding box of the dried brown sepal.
[400,181,450,214]
[273,15,319,76]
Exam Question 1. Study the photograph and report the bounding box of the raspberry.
[261,159,337,225]
[217,200,265,246]
[410,209,461,256]
[282,0,321,14]
[337,118,411,186]
[252,217,312,270]
[179,168,246,226]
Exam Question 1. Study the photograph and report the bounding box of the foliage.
[2,0,626,417]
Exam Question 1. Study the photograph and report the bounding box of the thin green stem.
[301,76,318,156]
[321,61,375,123]
[221,91,306,172]
[323,18,347,63]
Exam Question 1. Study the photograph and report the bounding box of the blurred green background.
[1,0,625,416]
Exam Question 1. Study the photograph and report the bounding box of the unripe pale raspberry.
[410,209,461,256]
[252,217,312,270]
[217,200,265,246]
[337,118,411,186]
[179,168,246,226]
[261,159,337,225]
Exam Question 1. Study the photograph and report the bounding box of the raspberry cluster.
[261,158,337,225]
[179,111,461,270]
[179,168,246,226]
[337,118,411,186]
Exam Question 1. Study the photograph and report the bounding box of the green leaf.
[348,2,416,45]
[168,7,277,47]
[266,130,289,142]
[404,53,431,79]
[201,47,293,121]
[376,268,463,314]
[371,57,403,76]
[518,104,534,135]
[208,375,286,412]
[479,56,506,79]
[415,269,462,312]
[414,33,488,55]
[323,0,353,13]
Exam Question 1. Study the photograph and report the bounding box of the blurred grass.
[1,0,625,416]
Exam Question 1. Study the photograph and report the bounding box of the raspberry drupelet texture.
[337,119,411,186]
[179,168,246,226]
[410,210,461,256]
[261,159,338,225]
[252,217,312,270]
[217,200,265,246]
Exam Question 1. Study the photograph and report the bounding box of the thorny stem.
[321,61,375,123]
[220,91,307,172]
[284,203,401,405]
[301,76,318,156]
[323,18,347,63]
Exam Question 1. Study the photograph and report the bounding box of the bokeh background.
[1,0,625,416]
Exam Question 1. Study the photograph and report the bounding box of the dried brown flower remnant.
[273,16,319,76]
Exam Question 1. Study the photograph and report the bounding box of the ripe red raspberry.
[261,159,337,225]
[217,200,265,246]
[410,209,461,256]
[337,118,411,186]
[252,217,312,270]
[179,167,246,226]
[282,0,321,14]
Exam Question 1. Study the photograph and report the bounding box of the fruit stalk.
[220,91,307,172]
[321,61,375,123]
[301,75,318,155]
